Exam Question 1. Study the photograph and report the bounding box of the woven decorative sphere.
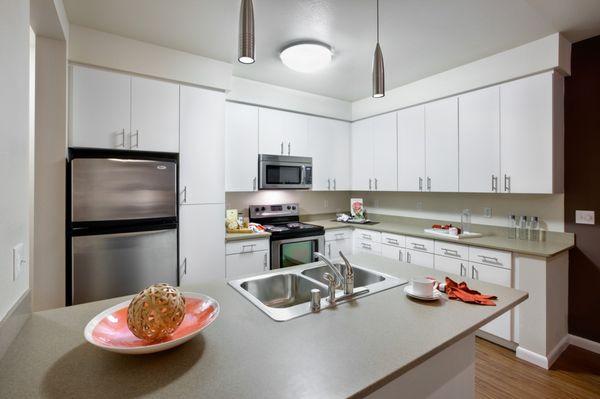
[127,283,186,342]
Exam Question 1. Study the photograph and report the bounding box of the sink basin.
[241,274,327,308]
[229,262,407,322]
[301,265,385,287]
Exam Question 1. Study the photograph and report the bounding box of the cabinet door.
[425,97,459,192]
[180,86,225,204]
[351,118,373,190]
[397,106,426,191]
[179,204,225,287]
[470,262,512,340]
[500,72,554,193]
[225,102,259,192]
[434,255,467,278]
[406,250,434,268]
[308,116,334,191]
[371,113,398,191]
[330,120,351,190]
[131,76,180,152]
[459,86,500,193]
[259,108,308,156]
[226,251,268,279]
[70,65,131,149]
[381,244,405,262]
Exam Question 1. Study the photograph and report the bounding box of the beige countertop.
[0,253,527,399]
[225,231,271,242]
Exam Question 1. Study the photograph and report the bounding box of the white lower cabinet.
[434,255,468,278]
[355,241,382,255]
[325,239,353,260]
[381,244,405,262]
[179,204,225,287]
[469,261,512,341]
[405,249,434,268]
[225,238,270,279]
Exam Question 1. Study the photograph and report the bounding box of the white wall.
[68,24,232,92]
[0,0,31,321]
[352,33,571,120]
[32,37,67,311]
[226,191,350,217]
[227,77,352,121]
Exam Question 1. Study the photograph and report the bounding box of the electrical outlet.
[324,199,329,209]
[416,201,423,211]
[374,200,380,208]
[575,210,595,225]
[12,243,25,281]
[484,207,492,218]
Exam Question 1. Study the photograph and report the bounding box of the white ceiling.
[63,0,600,101]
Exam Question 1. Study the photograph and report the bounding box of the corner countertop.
[309,217,573,258]
[0,254,527,399]
[225,231,271,242]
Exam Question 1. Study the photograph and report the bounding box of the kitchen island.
[0,254,527,398]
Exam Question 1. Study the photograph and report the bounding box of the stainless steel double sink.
[228,262,407,321]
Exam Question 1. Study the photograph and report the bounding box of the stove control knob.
[292,206,297,210]
[254,207,259,212]
[261,207,266,211]
[287,206,291,210]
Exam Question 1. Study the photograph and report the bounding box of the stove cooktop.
[263,222,323,233]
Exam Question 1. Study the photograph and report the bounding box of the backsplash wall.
[225,191,350,217]
[226,191,564,232]
[356,192,565,232]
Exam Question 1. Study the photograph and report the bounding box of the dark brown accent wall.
[564,35,600,343]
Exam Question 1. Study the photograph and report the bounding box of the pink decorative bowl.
[84,292,219,354]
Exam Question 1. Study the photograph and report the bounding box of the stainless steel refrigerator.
[67,150,179,305]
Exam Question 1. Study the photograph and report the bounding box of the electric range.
[249,203,325,269]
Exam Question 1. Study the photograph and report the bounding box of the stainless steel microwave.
[258,154,312,190]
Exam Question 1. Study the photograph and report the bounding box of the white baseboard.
[569,334,600,355]
[515,334,569,369]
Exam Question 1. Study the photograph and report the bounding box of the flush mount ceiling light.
[372,0,385,98]
[238,0,255,64]
[280,42,333,73]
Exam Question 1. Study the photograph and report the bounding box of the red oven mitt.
[445,277,497,306]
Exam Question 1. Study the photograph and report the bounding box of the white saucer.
[404,285,443,301]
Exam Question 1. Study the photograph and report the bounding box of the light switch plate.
[12,243,24,281]
[575,210,595,225]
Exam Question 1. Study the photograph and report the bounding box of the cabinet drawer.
[381,233,405,247]
[354,229,381,243]
[406,249,434,268]
[355,240,382,255]
[469,247,511,270]
[469,262,511,286]
[434,255,468,277]
[226,239,269,255]
[405,236,434,253]
[325,228,352,241]
[434,241,468,260]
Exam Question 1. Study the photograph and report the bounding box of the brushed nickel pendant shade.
[238,0,255,64]
[372,0,385,98]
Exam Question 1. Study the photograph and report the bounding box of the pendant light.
[238,0,255,64]
[372,0,385,98]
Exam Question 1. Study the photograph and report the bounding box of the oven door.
[258,155,312,190]
[271,236,325,269]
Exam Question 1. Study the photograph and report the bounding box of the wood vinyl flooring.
[476,338,600,398]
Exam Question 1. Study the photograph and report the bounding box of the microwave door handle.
[301,165,307,185]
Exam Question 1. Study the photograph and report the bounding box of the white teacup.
[411,277,435,297]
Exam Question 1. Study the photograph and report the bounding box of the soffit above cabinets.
[63,0,600,101]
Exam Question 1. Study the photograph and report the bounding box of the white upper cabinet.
[425,97,459,192]
[258,108,309,156]
[351,113,397,191]
[179,86,225,204]
[371,112,398,191]
[351,118,374,191]
[70,65,131,149]
[397,105,426,192]
[308,117,350,191]
[459,86,500,193]
[225,102,259,192]
[131,76,180,153]
[500,71,560,194]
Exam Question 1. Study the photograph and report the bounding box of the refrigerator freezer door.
[71,158,177,222]
[72,228,177,305]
